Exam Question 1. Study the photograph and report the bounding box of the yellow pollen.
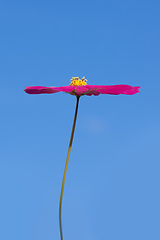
[70,77,87,86]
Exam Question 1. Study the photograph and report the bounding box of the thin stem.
[59,96,80,240]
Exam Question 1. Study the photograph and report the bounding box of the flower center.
[70,77,87,86]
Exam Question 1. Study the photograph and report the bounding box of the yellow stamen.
[70,76,87,86]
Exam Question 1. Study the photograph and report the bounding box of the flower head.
[24,77,140,96]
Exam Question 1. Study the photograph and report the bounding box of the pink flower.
[24,76,140,240]
[24,77,140,96]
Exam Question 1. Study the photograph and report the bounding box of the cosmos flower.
[24,77,140,240]
[24,76,140,96]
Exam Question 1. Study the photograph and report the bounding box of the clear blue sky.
[0,0,160,239]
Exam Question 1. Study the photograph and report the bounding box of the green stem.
[59,96,80,240]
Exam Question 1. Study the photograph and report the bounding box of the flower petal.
[85,85,140,96]
[24,86,59,94]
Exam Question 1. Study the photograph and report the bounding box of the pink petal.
[24,86,59,94]
[85,85,140,96]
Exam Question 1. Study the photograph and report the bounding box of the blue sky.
[0,0,160,239]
